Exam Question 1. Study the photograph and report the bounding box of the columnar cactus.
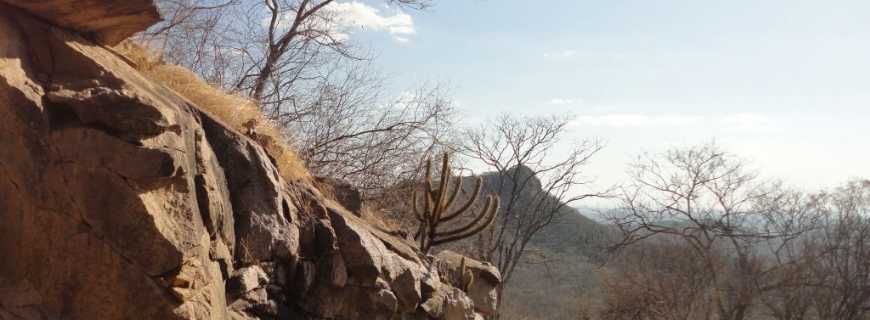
[412,153,500,253]
[459,257,475,292]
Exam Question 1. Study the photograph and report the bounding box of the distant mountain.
[398,164,615,319]
[465,166,614,319]
[472,166,612,257]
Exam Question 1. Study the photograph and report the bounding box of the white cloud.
[544,49,577,58]
[324,1,416,43]
[274,1,415,43]
[571,112,780,132]
[549,98,581,105]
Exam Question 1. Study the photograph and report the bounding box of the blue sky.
[336,0,870,193]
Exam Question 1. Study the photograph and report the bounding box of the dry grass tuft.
[114,41,311,183]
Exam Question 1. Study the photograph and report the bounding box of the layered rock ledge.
[0,1,499,319]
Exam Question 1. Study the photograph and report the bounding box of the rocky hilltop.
[0,1,499,319]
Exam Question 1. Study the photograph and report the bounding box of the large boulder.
[0,0,160,45]
[435,251,502,316]
[0,1,499,319]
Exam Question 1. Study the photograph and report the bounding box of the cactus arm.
[459,257,474,291]
[412,153,502,253]
[444,177,463,211]
[412,188,424,222]
[414,222,424,240]
[431,196,500,246]
[441,177,483,222]
[436,195,496,237]
[424,158,436,221]
[423,154,452,252]
[424,158,434,196]
[434,153,451,221]
[412,188,426,241]
[459,257,467,289]
[426,191,436,227]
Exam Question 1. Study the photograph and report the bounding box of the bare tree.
[289,68,456,193]
[753,180,870,320]
[142,0,245,88]
[242,0,430,106]
[749,190,822,320]
[804,180,870,320]
[462,114,604,289]
[145,0,430,112]
[756,253,816,320]
[598,240,717,320]
[146,0,238,40]
[142,0,456,194]
[607,143,815,320]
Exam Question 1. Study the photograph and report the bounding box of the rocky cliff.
[0,1,499,319]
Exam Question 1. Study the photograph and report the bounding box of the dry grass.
[360,206,405,234]
[113,41,310,183]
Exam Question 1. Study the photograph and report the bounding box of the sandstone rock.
[0,0,160,45]
[421,286,476,320]
[1,4,215,319]
[228,266,268,298]
[317,177,364,214]
[442,288,476,320]
[0,1,498,319]
[435,251,502,316]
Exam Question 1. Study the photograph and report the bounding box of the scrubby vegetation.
[113,41,312,183]
[581,172,870,320]
[128,1,870,319]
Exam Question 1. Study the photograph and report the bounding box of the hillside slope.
[442,167,610,319]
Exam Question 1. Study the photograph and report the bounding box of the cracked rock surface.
[0,2,499,320]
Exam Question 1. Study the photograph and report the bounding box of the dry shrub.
[113,41,310,183]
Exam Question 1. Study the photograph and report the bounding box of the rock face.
[316,177,364,215]
[0,2,499,320]
[435,251,501,317]
[0,0,160,45]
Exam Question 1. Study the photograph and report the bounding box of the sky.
[327,0,870,195]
